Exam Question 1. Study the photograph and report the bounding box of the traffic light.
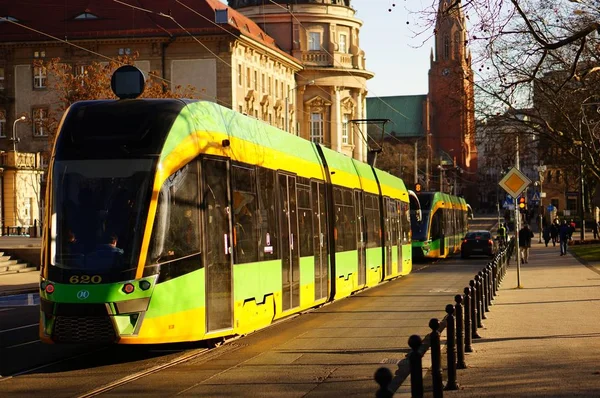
[518,196,527,212]
[415,183,422,192]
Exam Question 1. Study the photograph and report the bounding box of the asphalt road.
[0,251,495,397]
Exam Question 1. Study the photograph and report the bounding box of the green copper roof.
[366,95,427,138]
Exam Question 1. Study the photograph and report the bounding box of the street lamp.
[536,164,546,243]
[285,80,314,135]
[12,115,26,152]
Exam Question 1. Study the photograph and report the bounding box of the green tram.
[39,67,412,345]
[411,192,469,260]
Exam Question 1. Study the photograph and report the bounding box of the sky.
[352,0,434,98]
[219,0,434,98]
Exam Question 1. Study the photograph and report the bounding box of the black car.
[460,230,496,259]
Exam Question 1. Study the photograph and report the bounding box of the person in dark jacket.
[519,224,534,263]
[542,225,551,247]
[550,221,559,247]
[559,220,572,256]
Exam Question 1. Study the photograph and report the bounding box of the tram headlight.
[139,280,151,291]
[122,283,135,294]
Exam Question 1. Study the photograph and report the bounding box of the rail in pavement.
[441,241,600,397]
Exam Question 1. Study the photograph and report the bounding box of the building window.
[310,113,323,143]
[308,32,321,51]
[74,12,98,20]
[246,67,251,88]
[32,107,48,137]
[0,67,4,90]
[0,109,5,138]
[239,105,243,113]
[443,34,450,60]
[33,50,46,59]
[238,64,242,86]
[342,114,350,144]
[268,77,272,96]
[118,48,131,55]
[254,70,258,91]
[261,73,265,93]
[339,33,347,53]
[33,66,47,89]
[73,64,87,86]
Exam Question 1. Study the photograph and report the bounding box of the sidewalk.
[444,241,600,397]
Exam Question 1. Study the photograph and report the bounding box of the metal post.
[414,140,418,186]
[580,145,586,241]
[454,294,467,368]
[515,133,522,288]
[444,304,459,390]
[408,335,424,398]
[12,116,26,152]
[429,318,443,398]
[463,287,473,352]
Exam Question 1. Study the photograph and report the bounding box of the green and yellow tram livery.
[39,67,412,344]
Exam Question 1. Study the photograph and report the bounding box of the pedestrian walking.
[550,220,559,247]
[519,224,534,263]
[543,225,551,247]
[559,219,571,256]
[593,220,599,240]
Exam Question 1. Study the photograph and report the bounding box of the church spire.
[434,0,467,64]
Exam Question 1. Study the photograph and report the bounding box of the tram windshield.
[411,210,430,241]
[50,159,153,273]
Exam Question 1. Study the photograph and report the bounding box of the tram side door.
[384,198,393,277]
[439,210,446,256]
[312,181,328,301]
[355,191,366,286]
[202,157,233,333]
[279,174,300,311]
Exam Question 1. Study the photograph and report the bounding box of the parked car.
[461,230,496,259]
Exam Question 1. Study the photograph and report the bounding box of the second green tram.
[39,96,412,344]
[411,192,469,260]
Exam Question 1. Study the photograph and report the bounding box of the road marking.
[5,339,40,349]
[0,323,39,333]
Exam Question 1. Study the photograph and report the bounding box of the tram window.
[333,187,356,252]
[365,193,381,248]
[334,187,343,204]
[297,185,313,257]
[257,167,279,260]
[148,161,201,274]
[431,210,441,241]
[401,201,411,243]
[232,165,258,264]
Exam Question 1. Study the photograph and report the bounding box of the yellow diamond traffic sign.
[498,167,531,198]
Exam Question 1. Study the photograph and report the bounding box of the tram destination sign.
[498,167,532,198]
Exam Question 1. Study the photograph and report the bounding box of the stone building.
[228,0,372,161]
[0,0,304,230]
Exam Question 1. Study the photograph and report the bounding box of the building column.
[331,87,341,152]
[355,89,364,162]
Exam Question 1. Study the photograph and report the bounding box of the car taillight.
[488,239,493,245]
[463,239,468,243]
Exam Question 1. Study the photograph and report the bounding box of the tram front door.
[203,157,233,333]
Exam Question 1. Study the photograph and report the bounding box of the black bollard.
[463,287,473,352]
[444,304,459,390]
[475,274,486,324]
[482,269,490,311]
[454,294,467,367]
[408,334,424,398]
[429,318,444,398]
[491,261,498,296]
[485,263,494,307]
[469,280,481,338]
[374,367,393,398]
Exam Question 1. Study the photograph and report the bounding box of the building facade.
[229,0,373,161]
[428,0,478,203]
[0,0,306,229]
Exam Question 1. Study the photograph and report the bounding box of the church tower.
[428,0,477,201]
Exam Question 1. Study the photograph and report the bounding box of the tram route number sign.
[498,167,532,199]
